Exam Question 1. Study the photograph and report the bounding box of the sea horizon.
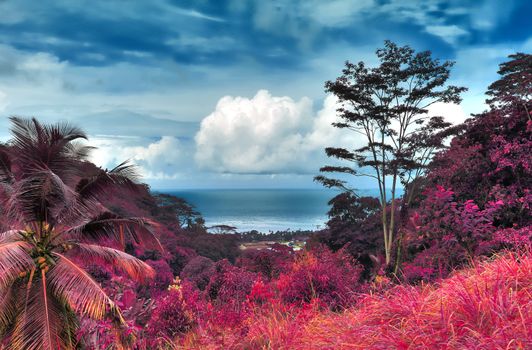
[157,188,403,233]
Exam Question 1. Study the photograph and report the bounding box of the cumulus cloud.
[195,90,472,175]
[195,90,354,174]
[90,136,186,180]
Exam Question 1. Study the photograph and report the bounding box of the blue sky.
[0,0,530,189]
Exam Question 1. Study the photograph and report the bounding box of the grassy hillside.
[177,251,531,349]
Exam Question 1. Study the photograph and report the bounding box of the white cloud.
[470,0,517,30]
[195,90,353,174]
[170,6,225,22]
[428,102,467,125]
[90,136,186,180]
[425,25,469,45]
[250,0,375,48]
[195,90,472,175]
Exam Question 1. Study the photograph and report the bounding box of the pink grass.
[176,251,531,349]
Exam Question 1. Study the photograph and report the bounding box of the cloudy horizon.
[0,0,530,189]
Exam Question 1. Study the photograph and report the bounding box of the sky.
[0,0,530,190]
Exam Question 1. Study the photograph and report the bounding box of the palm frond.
[76,161,140,202]
[64,141,95,160]
[5,167,79,224]
[48,253,125,323]
[0,230,22,244]
[8,117,88,180]
[0,144,13,184]
[0,283,17,336]
[0,241,33,289]
[64,212,163,250]
[10,271,65,350]
[70,243,155,282]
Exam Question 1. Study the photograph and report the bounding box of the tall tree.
[0,117,160,349]
[316,41,466,265]
[486,52,531,116]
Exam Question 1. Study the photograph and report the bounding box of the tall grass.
[177,251,531,349]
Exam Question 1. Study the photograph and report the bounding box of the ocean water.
[162,188,389,233]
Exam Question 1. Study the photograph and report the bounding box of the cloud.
[0,45,66,82]
[165,35,239,53]
[470,0,517,30]
[308,0,375,27]
[425,25,469,45]
[428,102,467,125]
[195,90,472,175]
[90,136,186,180]
[0,90,7,113]
[168,6,226,23]
[195,90,353,174]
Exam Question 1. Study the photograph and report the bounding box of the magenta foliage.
[143,259,174,297]
[403,186,505,282]
[247,277,275,305]
[237,243,293,279]
[429,104,531,228]
[203,259,257,326]
[491,226,531,249]
[205,259,257,304]
[181,255,215,290]
[277,246,362,310]
[403,100,532,282]
[146,279,196,345]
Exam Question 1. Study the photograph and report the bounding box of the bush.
[146,278,195,346]
[181,255,215,290]
[277,247,362,310]
[237,243,293,279]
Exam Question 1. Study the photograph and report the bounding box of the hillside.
[178,251,531,349]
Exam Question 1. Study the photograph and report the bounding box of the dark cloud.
[0,0,528,72]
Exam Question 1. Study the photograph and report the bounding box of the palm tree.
[0,117,161,349]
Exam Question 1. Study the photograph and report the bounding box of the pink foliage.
[277,247,362,310]
[237,243,293,279]
[180,255,215,290]
[146,278,195,345]
[143,259,174,297]
[403,186,507,281]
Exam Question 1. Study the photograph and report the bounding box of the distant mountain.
[73,110,199,139]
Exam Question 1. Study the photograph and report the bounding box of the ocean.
[162,188,393,233]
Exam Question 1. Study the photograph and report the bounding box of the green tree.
[316,41,466,265]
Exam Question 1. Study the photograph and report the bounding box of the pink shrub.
[205,259,257,304]
[143,259,174,297]
[277,247,362,310]
[403,185,510,281]
[180,255,215,290]
[247,277,275,305]
[237,243,293,279]
[177,252,532,349]
[146,278,195,346]
[186,259,258,328]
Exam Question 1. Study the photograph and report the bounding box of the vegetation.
[0,118,159,349]
[316,41,467,265]
[0,47,529,349]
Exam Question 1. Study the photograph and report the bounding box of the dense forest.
[0,46,530,349]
